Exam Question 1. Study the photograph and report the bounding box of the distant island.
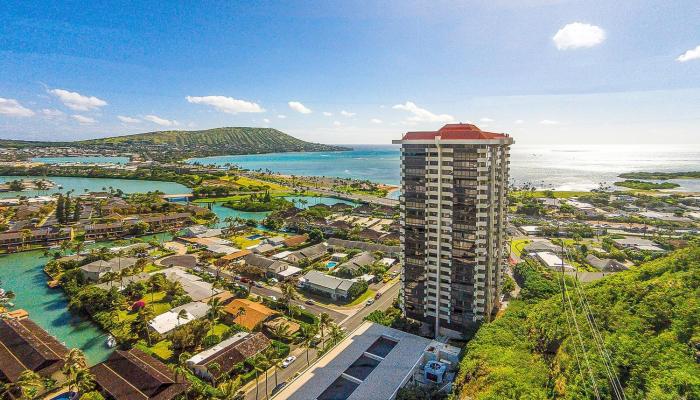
[0,127,351,162]
[619,171,700,180]
[614,179,680,190]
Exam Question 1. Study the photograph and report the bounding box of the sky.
[0,0,699,145]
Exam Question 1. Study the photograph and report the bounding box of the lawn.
[346,289,377,307]
[209,322,230,337]
[137,340,173,362]
[228,235,262,249]
[510,238,531,256]
[117,291,172,323]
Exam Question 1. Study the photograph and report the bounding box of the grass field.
[511,190,590,198]
[346,289,376,307]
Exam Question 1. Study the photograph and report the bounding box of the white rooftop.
[272,250,293,260]
[277,265,302,277]
[149,301,210,335]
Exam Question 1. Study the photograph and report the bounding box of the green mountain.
[452,246,700,399]
[0,127,350,160]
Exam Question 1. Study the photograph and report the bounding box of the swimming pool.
[326,261,338,269]
[247,234,264,240]
[49,392,76,400]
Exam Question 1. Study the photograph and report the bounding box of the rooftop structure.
[274,321,458,400]
[223,298,277,330]
[0,318,69,383]
[80,257,138,282]
[149,301,211,336]
[187,332,271,381]
[301,270,357,301]
[90,348,187,400]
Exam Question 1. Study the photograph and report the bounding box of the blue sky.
[1,0,698,144]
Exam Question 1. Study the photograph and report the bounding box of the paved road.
[244,282,400,400]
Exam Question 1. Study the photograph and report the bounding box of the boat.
[106,335,117,348]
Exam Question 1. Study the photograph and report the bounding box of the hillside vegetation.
[453,246,700,400]
[0,127,349,161]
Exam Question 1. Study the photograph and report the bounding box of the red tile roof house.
[90,348,188,400]
[0,319,70,396]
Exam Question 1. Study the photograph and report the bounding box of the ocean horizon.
[189,143,700,193]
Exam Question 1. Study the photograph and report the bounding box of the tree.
[207,297,225,326]
[318,313,332,348]
[217,377,244,400]
[80,391,105,400]
[280,282,297,316]
[16,370,43,399]
[176,309,189,327]
[299,324,318,365]
[265,346,283,390]
[173,351,192,398]
[251,355,270,400]
[62,348,94,395]
[132,306,155,346]
[329,323,344,346]
[208,362,221,387]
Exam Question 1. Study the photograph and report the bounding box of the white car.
[282,356,296,368]
[366,299,374,306]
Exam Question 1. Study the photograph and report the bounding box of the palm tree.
[217,377,244,400]
[208,362,221,387]
[329,323,344,346]
[134,306,155,346]
[251,355,270,400]
[207,297,224,326]
[176,309,189,327]
[173,351,192,399]
[16,370,43,399]
[265,346,283,390]
[62,348,93,394]
[280,282,297,316]
[318,312,332,348]
[299,324,318,365]
[270,322,292,342]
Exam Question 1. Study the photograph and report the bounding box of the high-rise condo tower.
[393,123,513,338]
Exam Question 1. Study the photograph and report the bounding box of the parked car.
[233,275,241,281]
[269,278,279,285]
[282,356,297,368]
[253,281,263,288]
[240,277,250,283]
[269,296,277,302]
[272,382,288,395]
[375,292,382,299]
[305,299,315,305]
[366,299,374,306]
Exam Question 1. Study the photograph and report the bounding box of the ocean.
[184,144,700,193]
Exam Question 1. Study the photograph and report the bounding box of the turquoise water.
[188,145,401,185]
[0,176,190,198]
[0,233,170,365]
[188,144,700,192]
[0,250,112,364]
[32,156,130,165]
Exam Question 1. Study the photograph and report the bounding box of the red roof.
[402,123,509,141]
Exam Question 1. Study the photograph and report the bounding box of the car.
[272,382,288,395]
[366,299,374,306]
[281,356,296,368]
[240,277,250,283]
[305,299,315,305]
[269,278,279,285]
[233,275,242,281]
[375,292,382,299]
[253,281,263,288]
[298,305,306,310]
[269,296,277,301]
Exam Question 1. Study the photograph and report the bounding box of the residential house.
[585,254,628,272]
[339,251,376,272]
[223,299,278,330]
[300,270,358,301]
[264,317,301,337]
[243,253,296,279]
[286,242,329,265]
[612,237,666,252]
[186,332,271,382]
[0,227,72,250]
[327,238,399,257]
[79,257,138,282]
[90,348,187,400]
[282,234,308,247]
[149,301,211,336]
[0,319,69,390]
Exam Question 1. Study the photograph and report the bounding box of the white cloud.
[49,89,107,111]
[117,115,141,123]
[144,114,178,127]
[333,121,341,126]
[677,45,700,62]
[185,95,264,114]
[540,119,559,125]
[480,117,494,122]
[514,119,524,124]
[370,118,383,124]
[553,23,605,50]
[71,114,96,125]
[392,101,454,122]
[340,110,356,117]
[322,111,333,117]
[0,98,35,117]
[288,101,312,114]
[41,108,64,119]
[277,114,287,119]
[263,118,270,123]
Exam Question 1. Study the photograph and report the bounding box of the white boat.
[106,335,117,348]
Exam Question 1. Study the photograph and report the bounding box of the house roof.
[290,243,328,260]
[265,317,301,335]
[188,332,271,378]
[221,249,253,261]
[90,348,186,400]
[303,270,355,292]
[341,252,376,271]
[80,257,137,273]
[400,123,511,141]
[283,234,308,247]
[223,299,277,330]
[0,319,69,382]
